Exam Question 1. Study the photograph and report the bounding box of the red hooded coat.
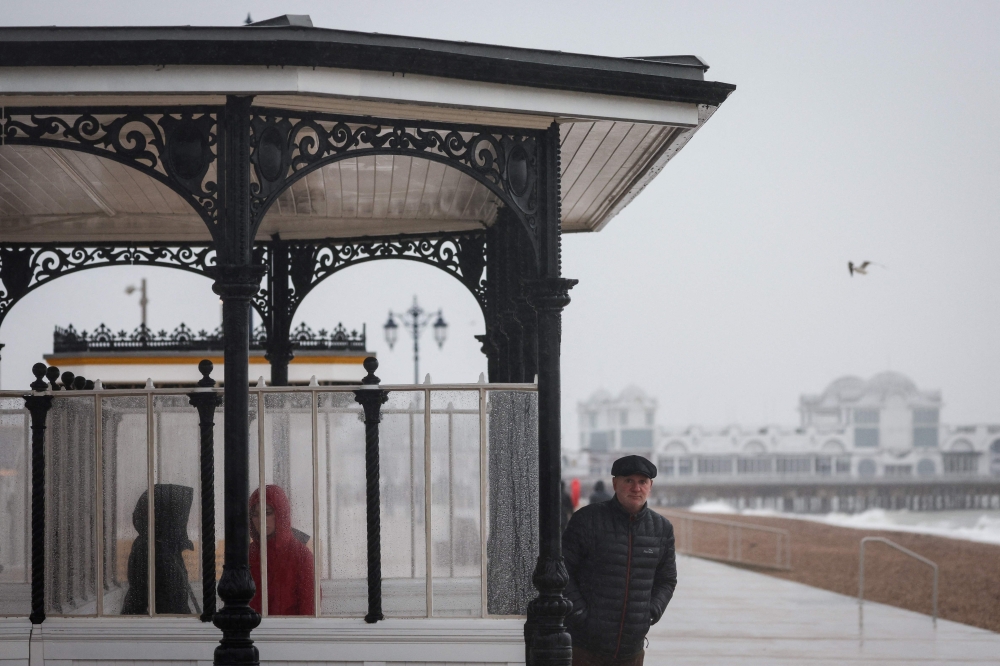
[249,485,315,616]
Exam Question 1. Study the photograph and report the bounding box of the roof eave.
[0,28,736,106]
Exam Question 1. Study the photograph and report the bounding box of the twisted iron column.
[189,359,223,622]
[353,357,389,624]
[24,363,52,624]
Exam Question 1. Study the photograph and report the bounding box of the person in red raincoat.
[249,484,315,616]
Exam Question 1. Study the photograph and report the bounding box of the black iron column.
[486,206,539,384]
[353,357,388,624]
[212,95,264,666]
[189,360,223,622]
[515,227,539,383]
[265,236,294,386]
[479,221,501,381]
[25,363,53,624]
[524,123,577,666]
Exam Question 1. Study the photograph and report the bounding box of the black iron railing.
[0,361,538,624]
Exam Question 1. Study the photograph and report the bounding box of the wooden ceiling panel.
[559,122,597,184]
[254,156,499,237]
[0,146,100,217]
[420,161,449,218]
[1,116,691,240]
[402,157,430,219]
[562,122,633,211]
[337,158,360,218]
[560,121,685,231]
[564,123,657,223]
[371,154,394,219]
[387,156,411,218]
[303,169,327,217]
[574,126,678,226]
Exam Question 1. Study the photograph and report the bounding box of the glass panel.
[209,392,262,614]
[485,390,538,616]
[379,391,426,617]
[46,396,97,616]
[151,395,201,616]
[0,398,30,616]
[102,396,148,616]
[261,392,316,616]
[318,391,365,617]
[430,390,481,617]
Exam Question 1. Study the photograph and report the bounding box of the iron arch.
[256,232,488,331]
[0,231,486,336]
[2,107,220,232]
[246,109,541,267]
[0,244,219,330]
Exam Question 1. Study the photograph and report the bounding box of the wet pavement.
[649,555,1000,664]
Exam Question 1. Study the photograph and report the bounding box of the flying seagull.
[848,261,869,276]
[848,261,886,276]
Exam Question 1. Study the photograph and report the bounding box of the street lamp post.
[384,296,448,384]
[125,278,149,330]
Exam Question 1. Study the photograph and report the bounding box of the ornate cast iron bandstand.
[0,16,734,666]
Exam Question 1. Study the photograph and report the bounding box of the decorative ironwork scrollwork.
[2,107,219,224]
[248,109,539,258]
[0,244,217,326]
[281,231,488,319]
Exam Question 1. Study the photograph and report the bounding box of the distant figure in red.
[249,485,315,615]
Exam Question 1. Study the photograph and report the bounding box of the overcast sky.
[2,1,999,449]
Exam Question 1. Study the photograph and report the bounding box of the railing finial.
[197,359,217,388]
[361,356,380,386]
[30,363,48,392]
[60,371,76,390]
[45,365,61,391]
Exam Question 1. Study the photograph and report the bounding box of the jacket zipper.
[613,514,635,660]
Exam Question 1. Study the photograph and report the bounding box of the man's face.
[612,474,652,514]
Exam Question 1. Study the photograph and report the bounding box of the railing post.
[354,357,389,624]
[189,360,223,622]
[24,363,54,624]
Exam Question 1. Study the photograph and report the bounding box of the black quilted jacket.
[562,497,677,658]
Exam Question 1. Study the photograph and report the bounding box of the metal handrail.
[858,536,938,629]
[0,381,536,398]
[660,510,792,571]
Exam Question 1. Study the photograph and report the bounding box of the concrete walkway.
[649,555,1000,664]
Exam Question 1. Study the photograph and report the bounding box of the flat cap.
[611,455,657,479]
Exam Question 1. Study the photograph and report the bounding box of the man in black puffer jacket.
[563,455,676,665]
